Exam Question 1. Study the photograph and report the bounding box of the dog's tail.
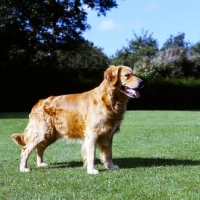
[11,133,26,146]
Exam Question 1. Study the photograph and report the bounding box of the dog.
[11,65,143,174]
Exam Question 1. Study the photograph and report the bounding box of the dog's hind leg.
[36,144,49,167]
[36,137,58,167]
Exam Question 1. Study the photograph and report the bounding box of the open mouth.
[121,86,140,98]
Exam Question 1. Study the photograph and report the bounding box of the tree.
[0,0,117,47]
[161,32,190,51]
[0,0,117,111]
[0,0,117,69]
[54,40,109,80]
[111,30,158,67]
[191,41,200,55]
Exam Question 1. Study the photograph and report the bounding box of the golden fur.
[11,65,143,174]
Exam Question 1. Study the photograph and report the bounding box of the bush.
[135,48,200,78]
[127,77,200,110]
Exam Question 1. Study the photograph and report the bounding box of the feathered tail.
[11,133,26,146]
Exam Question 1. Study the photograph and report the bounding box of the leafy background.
[0,1,200,111]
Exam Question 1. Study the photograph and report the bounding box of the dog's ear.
[104,65,121,85]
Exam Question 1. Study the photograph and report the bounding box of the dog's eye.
[125,74,131,79]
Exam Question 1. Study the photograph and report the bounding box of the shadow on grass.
[49,161,83,169]
[113,157,200,168]
[49,157,200,169]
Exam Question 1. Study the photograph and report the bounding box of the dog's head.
[104,65,144,98]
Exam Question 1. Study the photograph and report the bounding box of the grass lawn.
[0,111,200,199]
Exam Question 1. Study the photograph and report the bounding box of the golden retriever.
[11,65,143,174]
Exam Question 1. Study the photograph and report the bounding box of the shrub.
[135,47,200,78]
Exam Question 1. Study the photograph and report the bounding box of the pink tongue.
[132,90,140,98]
[127,88,140,98]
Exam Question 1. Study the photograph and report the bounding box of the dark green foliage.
[111,30,158,67]
[112,31,200,79]
[54,41,109,79]
[191,42,200,60]
[0,0,115,112]
[1,0,200,111]
[161,32,190,50]
[0,0,115,70]
[0,64,102,112]
[127,77,200,110]
[0,0,117,47]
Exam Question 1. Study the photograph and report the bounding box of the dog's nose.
[138,79,144,89]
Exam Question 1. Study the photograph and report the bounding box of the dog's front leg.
[99,136,120,170]
[85,134,99,174]
[20,142,38,172]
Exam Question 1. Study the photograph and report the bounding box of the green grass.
[0,111,200,199]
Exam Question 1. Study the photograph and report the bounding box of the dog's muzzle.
[122,79,144,98]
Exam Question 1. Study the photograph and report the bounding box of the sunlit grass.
[0,111,200,199]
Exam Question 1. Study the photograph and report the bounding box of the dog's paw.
[37,162,48,167]
[83,163,87,168]
[87,168,99,174]
[108,165,120,170]
[20,168,31,172]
